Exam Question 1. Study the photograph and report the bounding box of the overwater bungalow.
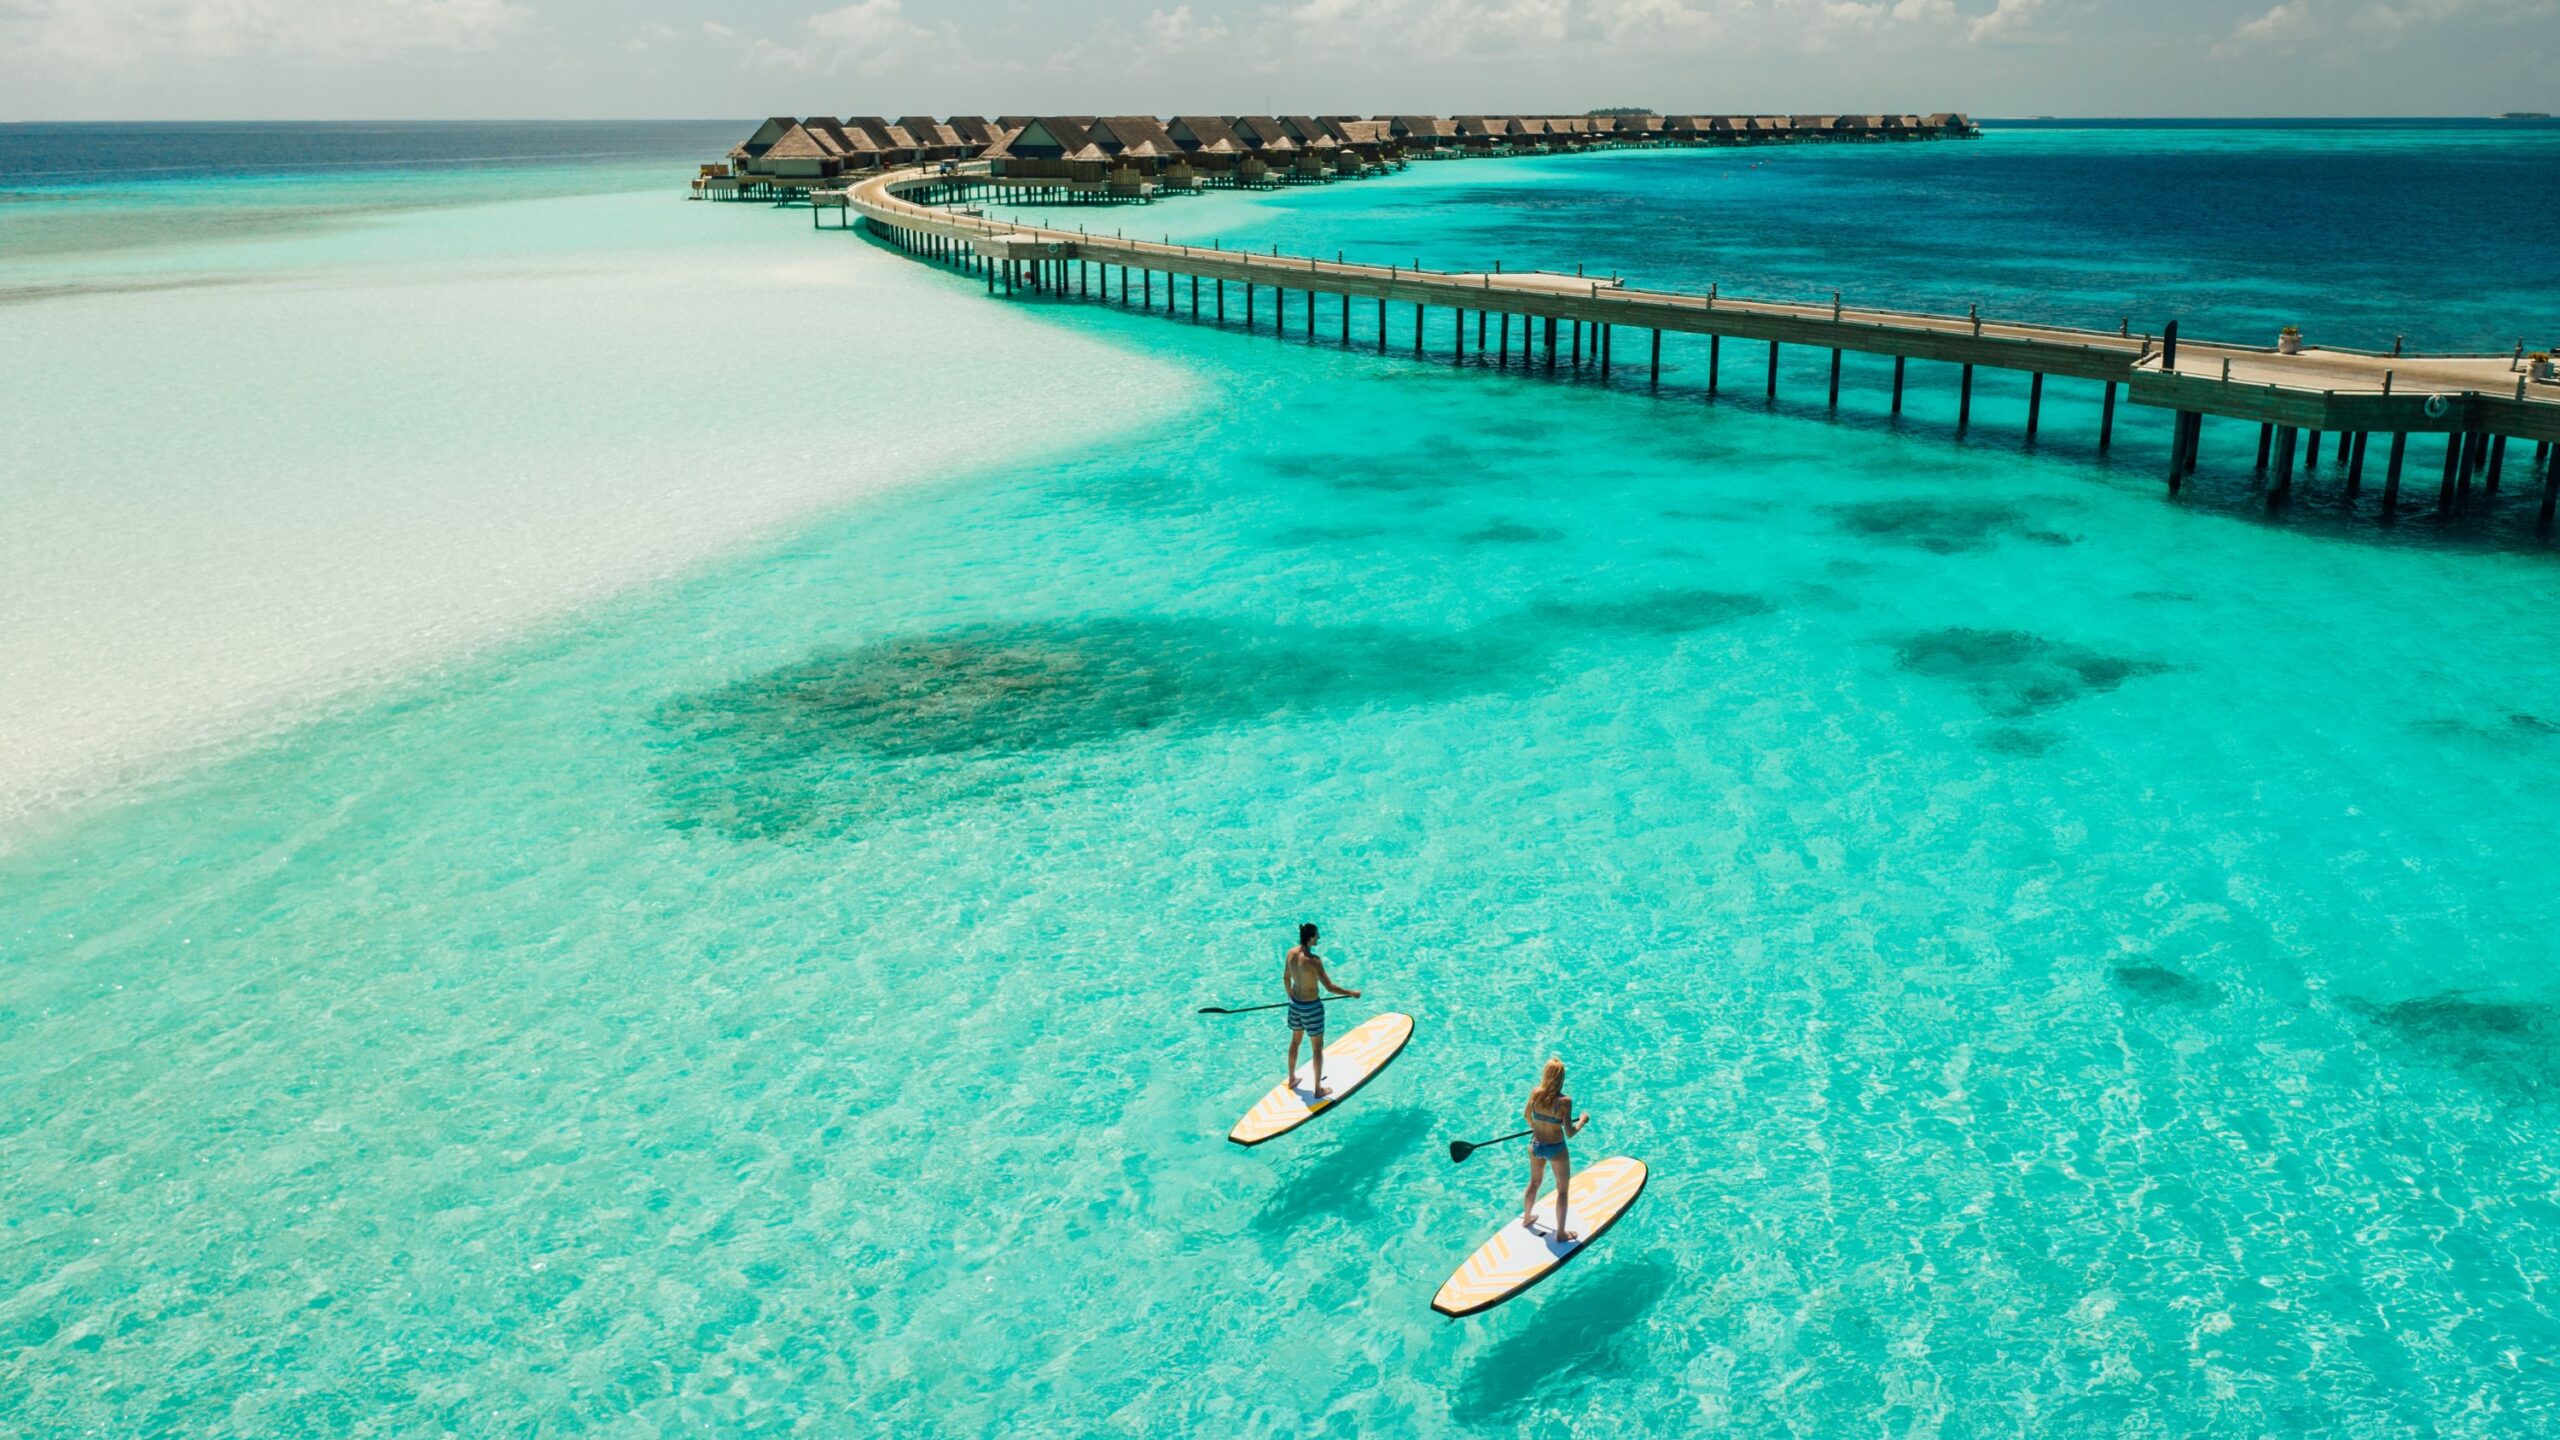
[1088,116,1186,194]
[1088,115,1180,161]
[843,117,921,166]
[1165,116,1247,183]
[1386,116,1458,152]
[799,117,872,171]
[1224,117,1300,182]
[895,117,970,161]
[717,104,1965,201]
[1227,116,1288,151]
[749,122,842,183]
[985,117,1110,183]
[1282,118,1347,178]
[1333,117,1396,162]
[732,116,801,171]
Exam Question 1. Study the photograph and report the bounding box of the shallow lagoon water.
[8,125,2560,1435]
[0,125,1181,835]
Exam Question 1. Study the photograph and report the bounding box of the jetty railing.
[833,165,2560,518]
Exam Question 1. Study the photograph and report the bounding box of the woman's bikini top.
[1530,1100,1570,1132]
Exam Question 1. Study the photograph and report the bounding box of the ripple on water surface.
[12,124,2560,1437]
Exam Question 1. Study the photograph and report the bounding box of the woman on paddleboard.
[1284,923,1360,1098]
[1522,1058,1592,1241]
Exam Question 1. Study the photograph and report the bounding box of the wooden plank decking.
[842,166,2560,450]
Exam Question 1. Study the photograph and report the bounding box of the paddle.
[1195,996,1369,1016]
[1201,944,1363,1015]
[1448,1129,1534,1164]
[1195,999,1297,1016]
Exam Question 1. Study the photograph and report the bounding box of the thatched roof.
[760,124,831,162]
[739,116,799,158]
[948,116,1001,145]
[1228,115,1287,147]
[1387,116,1457,139]
[843,117,916,151]
[983,117,1099,160]
[1090,116,1184,154]
[1168,115,1247,153]
[800,118,862,157]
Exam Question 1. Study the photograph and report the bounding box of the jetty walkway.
[832,165,2560,518]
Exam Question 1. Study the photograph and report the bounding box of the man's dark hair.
[1299,922,1319,944]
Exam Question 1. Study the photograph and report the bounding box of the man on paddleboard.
[1284,923,1360,1098]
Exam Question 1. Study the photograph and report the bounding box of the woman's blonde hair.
[1531,1057,1566,1108]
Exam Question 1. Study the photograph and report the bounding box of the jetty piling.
[853,140,2556,525]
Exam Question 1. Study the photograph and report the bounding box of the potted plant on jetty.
[2531,350,2557,383]
[2276,324,2303,355]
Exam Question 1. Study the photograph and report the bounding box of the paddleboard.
[1227,1012,1415,1147]
[1430,1154,1648,1318]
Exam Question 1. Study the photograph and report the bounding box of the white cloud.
[624,19,677,53]
[0,0,530,64]
[2213,0,2317,55]
[1966,0,2043,41]
[1145,3,1231,52]
[749,0,937,74]
[1273,0,1742,59]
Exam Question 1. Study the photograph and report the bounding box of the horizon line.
[2,113,2554,127]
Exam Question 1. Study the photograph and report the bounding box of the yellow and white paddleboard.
[1227,1012,1415,1147]
[1430,1154,1648,1318]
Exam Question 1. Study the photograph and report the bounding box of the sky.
[0,0,2552,121]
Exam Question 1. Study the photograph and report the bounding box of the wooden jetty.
[824,158,2560,520]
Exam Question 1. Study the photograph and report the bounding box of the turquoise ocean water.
[8,122,2560,1435]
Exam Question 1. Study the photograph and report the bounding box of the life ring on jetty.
[2422,394,2452,420]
